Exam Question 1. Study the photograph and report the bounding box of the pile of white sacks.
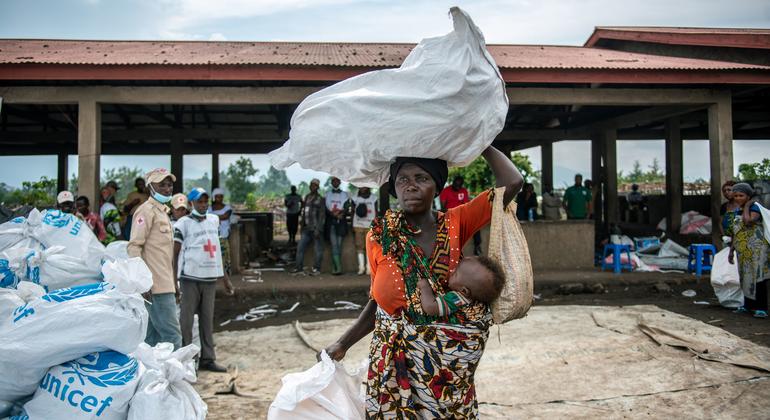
[0,209,206,419]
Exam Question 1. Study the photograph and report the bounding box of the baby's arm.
[417,277,440,316]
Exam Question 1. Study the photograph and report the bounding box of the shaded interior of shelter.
[2,85,769,248]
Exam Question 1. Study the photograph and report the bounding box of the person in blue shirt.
[726,183,769,318]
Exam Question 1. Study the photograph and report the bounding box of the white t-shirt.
[173,214,224,281]
[325,190,349,213]
[208,204,232,239]
[352,195,377,228]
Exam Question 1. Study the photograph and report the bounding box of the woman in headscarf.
[726,182,769,318]
[323,146,523,418]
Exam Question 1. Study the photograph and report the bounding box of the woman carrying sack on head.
[322,146,523,418]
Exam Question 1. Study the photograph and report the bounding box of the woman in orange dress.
[323,146,522,419]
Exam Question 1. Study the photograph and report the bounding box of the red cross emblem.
[203,239,217,258]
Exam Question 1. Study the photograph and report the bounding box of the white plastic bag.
[0,210,41,251]
[268,351,366,420]
[22,350,141,420]
[0,258,151,405]
[270,7,508,187]
[710,248,743,308]
[32,209,105,272]
[128,343,207,420]
[2,246,103,292]
[104,240,129,262]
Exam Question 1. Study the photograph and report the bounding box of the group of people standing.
[55,168,235,372]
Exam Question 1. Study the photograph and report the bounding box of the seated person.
[418,256,505,317]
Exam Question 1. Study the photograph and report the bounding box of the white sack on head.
[269,7,508,187]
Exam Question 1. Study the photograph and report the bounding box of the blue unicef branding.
[38,351,138,417]
[41,282,108,303]
[10,216,25,224]
[42,210,71,228]
[0,258,18,288]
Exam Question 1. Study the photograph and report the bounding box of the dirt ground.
[212,267,770,347]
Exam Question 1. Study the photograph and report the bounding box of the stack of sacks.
[0,258,150,417]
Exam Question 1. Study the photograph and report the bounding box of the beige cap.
[171,193,189,210]
[145,168,176,185]
[310,178,321,186]
[56,191,74,204]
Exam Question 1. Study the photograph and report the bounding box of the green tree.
[296,181,310,196]
[626,160,644,183]
[738,159,770,181]
[256,167,292,197]
[101,166,144,203]
[8,177,57,207]
[184,172,212,193]
[225,157,258,204]
[448,152,539,195]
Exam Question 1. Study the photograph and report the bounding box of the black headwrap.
[731,182,754,197]
[388,157,448,198]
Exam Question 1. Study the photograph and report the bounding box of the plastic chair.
[601,244,633,274]
[687,244,717,277]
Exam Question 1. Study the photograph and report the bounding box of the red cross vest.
[175,214,224,280]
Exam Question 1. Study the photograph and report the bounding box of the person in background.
[285,185,302,246]
[209,188,233,276]
[720,180,739,236]
[326,177,349,275]
[55,191,76,214]
[563,174,591,220]
[440,176,483,255]
[291,178,325,275]
[174,188,234,372]
[99,185,122,244]
[541,188,562,221]
[627,183,645,223]
[75,195,107,241]
[122,177,149,240]
[515,182,538,221]
[584,179,595,219]
[127,168,182,349]
[352,186,377,275]
[170,193,189,223]
[726,183,769,318]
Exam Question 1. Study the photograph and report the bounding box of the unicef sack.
[128,343,207,420]
[32,209,105,272]
[104,241,129,262]
[0,210,41,251]
[23,246,103,291]
[0,258,151,404]
[269,7,508,187]
[710,248,743,309]
[22,351,141,420]
[267,351,366,420]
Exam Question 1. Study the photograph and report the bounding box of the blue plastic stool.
[601,244,633,274]
[688,244,717,277]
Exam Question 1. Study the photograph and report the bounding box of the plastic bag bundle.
[270,7,508,187]
[268,351,366,420]
[710,248,743,309]
[488,186,534,324]
[33,209,105,272]
[1,245,103,291]
[22,350,141,420]
[104,241,129,262]
[0,258,151,406]
[0,210,42,252]
[128,343,207,420]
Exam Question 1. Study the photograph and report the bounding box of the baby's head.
[447,256,505,304]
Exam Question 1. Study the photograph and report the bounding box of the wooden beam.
[541,141,553,192]
[665,118,683,238]
[57,151,68,193]
[708,91,734,246]
[591,133,604,227]
[506,87,719,106]
[602,128,619,225]
[0,86,320,105]
[77,100,101,205]
[211,152,220,190]
[170,134,184,193]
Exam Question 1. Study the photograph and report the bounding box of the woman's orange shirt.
[366,191,493,315]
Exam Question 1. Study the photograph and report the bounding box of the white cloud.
[208,32,227,41]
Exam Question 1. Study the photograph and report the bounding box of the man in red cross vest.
[173,187,234,372]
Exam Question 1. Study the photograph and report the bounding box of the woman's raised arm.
[482,146,524,206]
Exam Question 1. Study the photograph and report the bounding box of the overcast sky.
[1,0,769,189]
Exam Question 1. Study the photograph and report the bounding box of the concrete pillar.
[541,141,553,192]
[708,93,734,245]
[170,135,184,193]
[57,152,68,193]
[665,118,683,238]
[211,152,220,190]
[77,100,101,205]
[591,135,604,227]
[602,128,619,225]
[378,182,390,216]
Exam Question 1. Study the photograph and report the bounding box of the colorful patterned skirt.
[366,308,489,419]
[219,237,231,275]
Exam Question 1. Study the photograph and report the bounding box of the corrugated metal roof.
[585,26,770,49]
[595,26,770,35]
[0,39,768,70]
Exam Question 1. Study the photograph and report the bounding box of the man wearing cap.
[170,193,190,224]
[174,188,233,372]
[290,178,325,275]
[56,191,76,215]
[128,168,182,349]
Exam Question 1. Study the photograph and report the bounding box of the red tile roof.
[1,39,768,70]
[585,26,770,49]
